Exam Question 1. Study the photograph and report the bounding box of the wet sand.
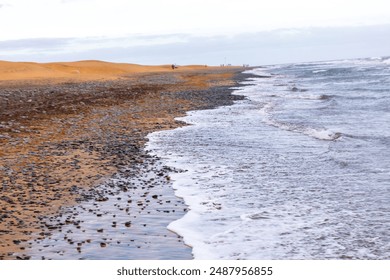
[0,64,249,259]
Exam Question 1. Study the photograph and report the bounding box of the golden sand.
[0,60,222,82]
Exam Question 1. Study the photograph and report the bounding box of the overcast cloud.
[1,25,389,65]
[1,0,390,64]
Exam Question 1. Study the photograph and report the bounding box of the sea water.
[146,57,390,259]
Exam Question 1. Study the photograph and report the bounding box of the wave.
[290,86,308,92]
[286,94,331,100]
[259,103,341,141]
[319,94,333,100]
[266,92,333,101]
[273,121,342,141]
[382,58,390,64]
[303,127,342,141]
[312,69,328,74]
[241,212,271,221]
[247,68,273,78]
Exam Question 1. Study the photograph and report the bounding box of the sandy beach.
[0,60,248,259]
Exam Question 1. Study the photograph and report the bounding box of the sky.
[0,0,390,65]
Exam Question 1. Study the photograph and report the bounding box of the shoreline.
[0,67,251,259]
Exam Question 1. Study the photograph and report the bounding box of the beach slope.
[0,60,247,259]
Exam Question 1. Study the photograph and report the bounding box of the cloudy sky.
[0,0,390,65]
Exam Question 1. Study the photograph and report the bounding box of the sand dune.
[0,60,212,82]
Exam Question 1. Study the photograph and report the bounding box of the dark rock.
[1,196,15,204]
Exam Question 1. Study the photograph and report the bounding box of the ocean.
[147,57,390,259]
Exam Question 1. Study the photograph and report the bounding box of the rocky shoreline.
[0,69,251,259]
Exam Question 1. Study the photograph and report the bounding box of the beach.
[0,61,248,259]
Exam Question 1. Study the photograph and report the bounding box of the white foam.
[289,93,327,100]
[257,101,341,141]
[263,117,341,141]
[312,69,328,73]
[382,58,390,64]
[303,127,342,141]
[244,68,272,78]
